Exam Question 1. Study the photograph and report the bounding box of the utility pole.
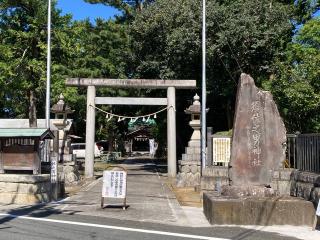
[46,0,52,129]
[201,0,207,174]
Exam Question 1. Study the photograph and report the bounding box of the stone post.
[85,86,96,178]
[207,127,213,166]
[50,155,58,201]
[53,130,59,161]
[167,87,176,178]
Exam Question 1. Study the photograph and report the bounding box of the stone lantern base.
[176,138,201,187]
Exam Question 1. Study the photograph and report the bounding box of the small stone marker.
[50,155,58,201]
[101,166,127,210]
[230,73,286,186]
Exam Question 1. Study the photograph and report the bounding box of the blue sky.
[56,0,120,22]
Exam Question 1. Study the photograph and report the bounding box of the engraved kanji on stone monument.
[230,73,286,186]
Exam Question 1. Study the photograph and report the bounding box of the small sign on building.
[101,166,127,210]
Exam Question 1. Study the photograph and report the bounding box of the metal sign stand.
[101,165,127,210]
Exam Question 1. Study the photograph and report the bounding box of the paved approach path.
[55,157,209,227]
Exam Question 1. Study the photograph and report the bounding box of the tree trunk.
[29,90,37,128]
[108,135,114,152]
[226,99,233,130]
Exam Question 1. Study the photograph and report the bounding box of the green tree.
[268,17,320,132]
[128,0,297,130]
[0,1,130,142]
[0,0,73,125]
[64,19,130,140]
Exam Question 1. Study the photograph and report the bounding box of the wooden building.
[0,128,54,174]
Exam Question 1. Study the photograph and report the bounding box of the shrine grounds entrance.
[66,78,196,178]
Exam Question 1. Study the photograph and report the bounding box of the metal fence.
[207,130,320,174]
[286,133,320,173]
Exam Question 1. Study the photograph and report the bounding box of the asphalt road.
[0,158,319,240]
[0,211,310,240]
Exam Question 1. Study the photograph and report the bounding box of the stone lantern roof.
[184,94,201,115]
[51,94,74,114]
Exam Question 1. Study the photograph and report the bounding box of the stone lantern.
[177,94,203,187]
[50,94,74,162]
[184,94,201,147]
[51,94,74,126]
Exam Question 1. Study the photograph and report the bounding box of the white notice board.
[102,170,127,198]
[316,201,320,216]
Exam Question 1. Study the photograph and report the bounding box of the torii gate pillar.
[167,87,176,178]
[85,85,96,178]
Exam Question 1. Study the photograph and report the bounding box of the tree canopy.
[267,17,320,132]
[0,0,129,138]
[1,0,319,149]
[128,0,296,129]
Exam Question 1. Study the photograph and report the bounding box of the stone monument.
[177,94,202,187]
[203,73,316,226]
[225,73,287,197]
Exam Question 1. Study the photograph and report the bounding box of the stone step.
[188,141,201,147]
[178,160,200,166]
[185,147,201,154]
[181,153,200,161]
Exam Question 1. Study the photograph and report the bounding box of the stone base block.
[188,141,201,147]
[221,185,278,198]
[176,172,201,187]
[271,179,291,196]
[186,147,201,154]
[182,153,200,161]
[203,192,316,226]
[63,164,80,185]
[202,166,228,177]
[201,176,229,191]
[0,174,51,204]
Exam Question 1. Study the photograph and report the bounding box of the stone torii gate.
[66,78,197,179]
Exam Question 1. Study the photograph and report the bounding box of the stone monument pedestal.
[221,185,278,198]
[203,192,316,226]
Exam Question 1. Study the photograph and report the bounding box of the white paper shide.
[102,170,127,198]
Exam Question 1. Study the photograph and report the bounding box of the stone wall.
[203,167,320,206]
[289,170,320,207]
[0,174,51,204]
